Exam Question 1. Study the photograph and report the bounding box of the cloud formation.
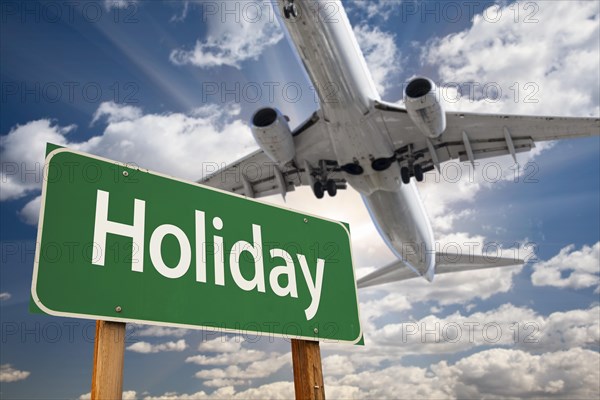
[348,0,400,22]
[79,390,137,400]
[170,1,283,69]
[197,337,246,353]
[423,1,600,116]
[354,24,401,95]
[78,347,600,399]
[194,352,291,387]
[0,102,256,224]
[103,0,137,11]
[366,304,600,355]
[0,364,30,383]
[532,242,600,291]
[127,339,187,354]
[133,325,190,338]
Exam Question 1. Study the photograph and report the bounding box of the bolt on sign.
[31,146,362,344]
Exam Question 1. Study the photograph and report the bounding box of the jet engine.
[404,77,446,138]
[251,107,296,165]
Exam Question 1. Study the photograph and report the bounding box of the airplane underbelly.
[283,1,379,116]
[362,183,436,279]
[325,115,401,193]
[282,3,400,193]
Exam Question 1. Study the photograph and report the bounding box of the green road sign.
[31,146,362,344]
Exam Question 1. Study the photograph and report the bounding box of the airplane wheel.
[326,180,337,197]
[414,165,424,182]
[314,181,325,199]
[290,4,298,17]
[401,167,411,184]
[283,6,290,19]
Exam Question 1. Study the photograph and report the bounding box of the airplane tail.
[357,252,523,289]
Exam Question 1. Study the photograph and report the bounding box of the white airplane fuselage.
[280,0,436,279]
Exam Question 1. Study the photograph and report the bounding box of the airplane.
[200,0,600,288]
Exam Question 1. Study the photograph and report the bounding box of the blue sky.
[1,1,599,398]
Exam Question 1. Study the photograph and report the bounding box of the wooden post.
[291,339,325,400]
[91,321,126,400]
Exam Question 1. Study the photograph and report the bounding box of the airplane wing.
[200,100,598,196]
[357,252,523,289]
[199,112,346,198]
[373,100,600,174]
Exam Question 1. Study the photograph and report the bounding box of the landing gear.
[312,180,337,199]
[283,1,297,19]
[306,160,346,199]
[326,180,337,197]
[395,144,427,184]
[414,164,424,182]
[313,181,324,199]
[400,167,411,184]
[400,164,424,184]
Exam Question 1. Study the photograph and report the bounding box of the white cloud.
[79,390,137,400]
[170,1,283,69]
[445,347,599,399]
[0,364,30,382]
[186,349,266,366]
[326,347,599,399]
[0,292,11,302]
[141,382,294,400]
[535,307,600,352]
[123,391,140,400]
[322,354,356,376]
[354,24,401,95]
[392,262,521,304]
[368,304,600,355]
[103,0,137,11]
[348,0,400,21]
[133,325,190,338]
[76,103,254,180]
[194,352,290,382]
[203,379,248,388]
[170,1,190,23]
[423,1,600,116]
[197,337,245,353]
[126,339,187,354]
[125,347,600,399]
[218,382,293,399]
[417,144,554,234]
[18,195,41,226]
[0,120,73,201]
[532,242,600,291]
[91,101,143,125]
[360,292,412,325]
[1,102,256,225]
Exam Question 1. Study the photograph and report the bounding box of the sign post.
[91,321,126,400]
[292,339,325,400]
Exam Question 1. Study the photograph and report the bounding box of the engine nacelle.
[251,107,296,165]
[404,77,446,138]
